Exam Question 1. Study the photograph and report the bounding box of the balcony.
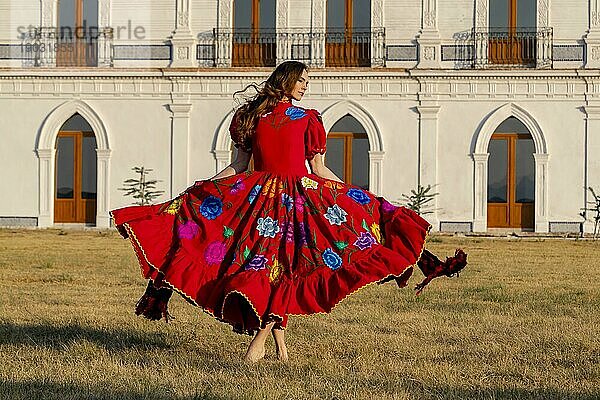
[200,27,385,68]
[473,27,553,68]
[19,27,113,68]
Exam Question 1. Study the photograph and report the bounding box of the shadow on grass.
[0,321,172,351]
[0,379,230,400]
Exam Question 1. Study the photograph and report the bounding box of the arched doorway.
[487,117,535,229]
[54,113,97,224]
[325,114,369,189]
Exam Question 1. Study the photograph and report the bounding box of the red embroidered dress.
[111,101,432,334]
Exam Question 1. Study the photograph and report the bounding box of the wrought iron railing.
[473,27,553,68]
[198,27,385,68]
[19,26,113,67]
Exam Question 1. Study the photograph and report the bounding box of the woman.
[111,61,467,363]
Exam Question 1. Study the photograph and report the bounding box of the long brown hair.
[231,61,308,151]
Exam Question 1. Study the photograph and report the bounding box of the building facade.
[0,0,598,234]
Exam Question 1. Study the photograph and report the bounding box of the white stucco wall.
[191,0,218,34]
[552,0,588,42]
[111,0,175,43]
[0,0,39,43]
[438,0,474,41]
[385,0,421,42]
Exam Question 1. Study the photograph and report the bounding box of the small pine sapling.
[401,184,439,216]
[120,166,164,206]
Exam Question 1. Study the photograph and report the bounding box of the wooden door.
[232,0,276,67]
[488,0,536,65]
[325,0,370,67]
[55,132,97,223]
[57,0,98,67]
[325,131,369,189]
[487,134,535,229]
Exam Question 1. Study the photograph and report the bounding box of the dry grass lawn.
[0,229,599,400]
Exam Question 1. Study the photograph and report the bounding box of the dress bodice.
[230,102,327,176]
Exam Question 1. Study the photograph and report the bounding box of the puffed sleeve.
[305,109,327,160]
[229,111,252,152]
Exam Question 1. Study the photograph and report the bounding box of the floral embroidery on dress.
[324,181,344,190]
[177,220,200,240]
[204,241,227,264]
[269,258,283,283]
[281,193,293,211]
[262,178,284,198]
[354,231,377,250]
[346,188,371,205]
[370,223,382,244]
[285,106,307,120]
[294,195,306,212]
[322,248,343,270]
[334,241,348,250]
[246,254,268,271]
[301,176,318,189]
[200,195,223,220]
[324,204,347,225]
[248,185,262,204]
[230,178,246,194]
[295,222,311,246]
[280,221,295,242]
[381,199,398,213]
[223,226,234,238]
[257,216,280,238]
[164,198,183,215]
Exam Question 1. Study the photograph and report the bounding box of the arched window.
[55,113,97,224]
[325,114,369,189]
[487,117,534,229]
[488,0,537,65]
[232,0,276,67]
[326,0,371,67]
[57,0,99,67]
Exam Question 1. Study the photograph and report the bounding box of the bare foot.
[243,322,274,362]
[243,341,265,362]
[272,329,288,362]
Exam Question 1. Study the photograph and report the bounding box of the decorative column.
[368,151,385,196]
[311,0,326,68]
[583,105,600,233]
[36,148,55,228]
[168,103,192,196]
[97,0,113,67]
[536,0,551,68]
[416,0,441,68]
[96,149,111,228]
[276,0,289,65]
[533,153,549,233]
[473,0,488,68]
[417,104,440,230]
[472,153,489,232]
[216,0,233,67]
[371,0,385,67]
[585,0,600,67]
[39,0,57,66]
[169,0,196,67]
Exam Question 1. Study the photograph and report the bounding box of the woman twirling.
[110,61,467,362]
